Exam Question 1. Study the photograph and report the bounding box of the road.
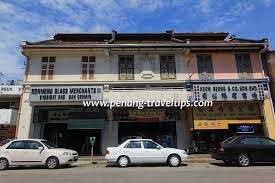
[1,163,275,183]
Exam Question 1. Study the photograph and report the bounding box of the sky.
[0,0,274,81]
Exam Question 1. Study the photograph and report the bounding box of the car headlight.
[62,152,72,156]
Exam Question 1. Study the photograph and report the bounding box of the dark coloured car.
[211,136,275,167]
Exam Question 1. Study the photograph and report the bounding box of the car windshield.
[41,140,58,149]
[222,136,239,144]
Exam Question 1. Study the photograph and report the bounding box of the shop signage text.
[0,85,22,95]
[193,83,265,101]
[29,86,103,102]
[237,125,254,134]
[193,102,262,130]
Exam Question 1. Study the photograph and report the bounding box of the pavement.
[76,154,216,167]
[1,162,275,183]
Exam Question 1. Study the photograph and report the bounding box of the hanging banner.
[29,86,103,102]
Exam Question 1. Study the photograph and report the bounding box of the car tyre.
[237,153,250,167]
[168,154,181,167]
[117,156,130,168]
[0,158,9,171]
[46,157,59,169]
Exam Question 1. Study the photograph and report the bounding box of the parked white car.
[105,139,188,167]
[0,139,78,170]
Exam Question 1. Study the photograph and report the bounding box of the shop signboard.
[236,125,254,134]
[193,83,265,101]
[0,85,22,95]
[194,120,229,130]
[29,86,103,102]
[193,102,262,130]
[128,109,166,121]
[114,108,182,121]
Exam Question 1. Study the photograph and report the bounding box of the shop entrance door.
[43,123,101,155]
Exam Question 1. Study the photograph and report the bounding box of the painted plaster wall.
[186,52,264,80]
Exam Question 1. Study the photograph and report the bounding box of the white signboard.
[0,85,22,95]
[30,86,103,102]
[193,83,265,101]
[0,109,17,125]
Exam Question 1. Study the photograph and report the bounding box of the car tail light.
[105,149,109,155]
[218,144,224,152]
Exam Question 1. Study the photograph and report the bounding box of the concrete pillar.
[184,108,193,149]
[16,91,33,138]
[262,98,275,140]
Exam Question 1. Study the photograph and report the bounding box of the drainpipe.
[259,44,268,78]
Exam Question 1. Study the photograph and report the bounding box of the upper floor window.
[119,55,134,80]
[235,54,253,79]
[82,56,95,80]
[197,54,214,80]
[160,55,176,79]
[41,57,55,80]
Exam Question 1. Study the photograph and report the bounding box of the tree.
[0,72,4,83]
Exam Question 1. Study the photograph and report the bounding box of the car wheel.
[117,156,130,168]
[0,158,9,170]
[168,154,181,167]
[46,157,59,169]
[237,153,250,167]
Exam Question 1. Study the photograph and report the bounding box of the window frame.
[124,141,142,149]
[142,140,160,149]
[197,54,214,80]
[25,140,44,150]
[41,56,55,80]
[118,55,134,80]
[235,54,253,79]
[81,56,96,80]
[6,140,26,149]
[259,137,275,145]
[160,55,176,80]
[238,137,261,145]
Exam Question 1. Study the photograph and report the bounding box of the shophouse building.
[17,31,275,154]
[0,80,22,141]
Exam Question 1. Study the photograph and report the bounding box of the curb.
[75,159,217,168]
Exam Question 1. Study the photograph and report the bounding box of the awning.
[67,119,105,129]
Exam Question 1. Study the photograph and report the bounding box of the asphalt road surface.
[1,163,275,183]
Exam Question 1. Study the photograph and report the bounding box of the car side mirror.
[156,146,162,150]
[38,146,44,152]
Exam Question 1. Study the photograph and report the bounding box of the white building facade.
[18,32,200,155]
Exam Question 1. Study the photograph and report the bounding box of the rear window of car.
[125,141,142,148]
[222,137,239,144]
[0,139,12,146]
